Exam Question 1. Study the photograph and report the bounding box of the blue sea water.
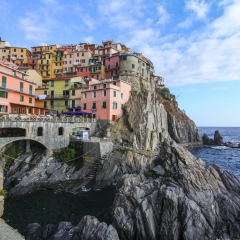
[190,127,240,178]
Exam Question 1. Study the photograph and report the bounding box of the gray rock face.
[111,139,240,239]
[214,130,223,145]
[25,216,119,240]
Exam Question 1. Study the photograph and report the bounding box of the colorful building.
[0,63,45,115]
[7,47,31,69]
[105,53,120,79]
[0,39,11,61]
[81,78,131,123]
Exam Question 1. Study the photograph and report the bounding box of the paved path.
[0,218,24,240]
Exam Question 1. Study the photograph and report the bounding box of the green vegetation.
[146,170,154,178]
[155,87,170,95]
[52,143,83,162]
[119,148,134,154]
[0,189,7,198]
[4,143,21,170]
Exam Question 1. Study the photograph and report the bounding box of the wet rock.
[112,139,240,239]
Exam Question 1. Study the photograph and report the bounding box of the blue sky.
[1,0,240,126]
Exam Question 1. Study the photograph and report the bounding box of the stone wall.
[0,164,3,217]
[0,121,98,150]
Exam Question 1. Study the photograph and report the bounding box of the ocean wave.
[210,146,230,149]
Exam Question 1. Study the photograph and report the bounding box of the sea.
[190,127,240,178]
[2,127,240,235]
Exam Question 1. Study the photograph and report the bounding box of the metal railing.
[0,115,97,123]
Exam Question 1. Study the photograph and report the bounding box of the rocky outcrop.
[25,216,119,240]
[202,133,214,145]
[214,130,223,145]
[115,78,202,150]
[111,139,240,239]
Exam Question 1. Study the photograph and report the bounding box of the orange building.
[0,63,45,115]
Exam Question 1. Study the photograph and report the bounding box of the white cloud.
[185,0,210,20]
[157,6,171,25]
[84,36,94,43]
[82,15,96,30]
[178,17,193,28]
[125,1,240,86]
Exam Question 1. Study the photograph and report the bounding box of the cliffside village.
[0,38,165,122]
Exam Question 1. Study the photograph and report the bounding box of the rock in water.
[214,130,223,145]
[202,133,214,145]
[112,139,240,239]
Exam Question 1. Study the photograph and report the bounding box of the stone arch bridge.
[0,115,98,152]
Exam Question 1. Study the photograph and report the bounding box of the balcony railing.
[48,94,69,99]
[73,62,81,66]
[18,57,24,60]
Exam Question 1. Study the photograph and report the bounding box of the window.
[102,90,106,96]
[82,52,84,56]
[0,91,8,98]
[111,71,113,76]
[108,58,110,62]
[96,75,99,80]
[44,101,47,108]
[132,64,135,68]
[121,55,127,60]
[113,82,116,85]
[21,49,23,52]
[65,80,69,86]
[142,69,144,74]
[84,93,87,99]
[77,53,79,57]
[47,60,49,64]
[113,102,118,109]
[116,62,119,67]
[113,91,116,97]
[72,89,75,96]
[55,63,58,66]
[108,64,110,69]
[92,102,96,109]
[65,100,68,106]
[98,66,101,70]
[121,104,124,110]
[37,127,43,136]
[83,103,87,110]
[2,76,6,88]
[29,85,32,94]
[51,100,54,106]
[58,127,64,135]
[50,81,54,86]
[142,62,145,67]
[29,98,32,103]
[72,100,75,108]
[69,60,72,64]
[94,85,97,90]
[49,54,51,59]
[20,82,23,92]
[103,83,106,88]
[93,91,96,98]
[102,102,106,108]
[20,95,24,102]
[115,70,118,75]
[14,49,16,52]
[121,93,123,99]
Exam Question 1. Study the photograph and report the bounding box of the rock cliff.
[108,78,202,150]
[111,139,240,239]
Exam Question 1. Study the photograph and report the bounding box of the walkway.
[0,218,24,240]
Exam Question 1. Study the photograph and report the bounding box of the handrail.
[0,115,97,123]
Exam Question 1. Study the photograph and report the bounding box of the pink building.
[105,53,120,79]
[81,78,131,123]
[0,63,45,115]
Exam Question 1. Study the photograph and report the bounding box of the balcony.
[30,62,36,65]
[48,94,69,99]
[18,57,24,60]
[50,104,70,109]
[70,83,88,89]
[11,57,17,61]
[73,62,81,66]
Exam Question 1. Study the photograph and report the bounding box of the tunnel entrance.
[0,128,26,138]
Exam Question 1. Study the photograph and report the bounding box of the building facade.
[81,79,131,122]
[0,63,45,115]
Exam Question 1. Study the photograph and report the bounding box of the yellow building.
[35,86,50,113]
[8,47,31,67]
[38,45,64,81]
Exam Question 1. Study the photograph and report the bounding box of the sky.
[0,0,240,127]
